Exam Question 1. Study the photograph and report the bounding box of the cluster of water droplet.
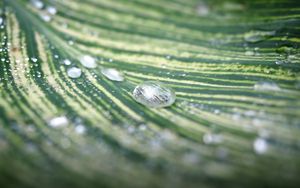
[48,115,87,135]
[30,0,57,22]
[275,44,299,65]
[242,28,299,65]
[57,51,177,108]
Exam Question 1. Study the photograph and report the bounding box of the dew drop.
[138,124,147,131]
[245,50,255,56]
[275,45,298,64]
[31,57,38,62]
[40,13,51,22]
[31,0,44,9]
[245,47,260,56]
[80,55,97,68]
[244,30,275,43]
[63,59,71,65]
[196,1,210,16]
[165,55,172,59]
[67,67,82,78]
[48,116,68,128]
[132,81,176,108]
[68,40,74,45]
[253,138,268,154]
[127,125,135,134]
[101,67,124,81]
[0,17,3,25]
[203,133,223,144]
[46,6,57,15]
[75,124,86,134]
[254,81,280,91]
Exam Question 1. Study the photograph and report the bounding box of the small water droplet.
[254,81,280,91]
[196,1,210,16]
[101,68,124,81]
[275,45,298,64]
[214,109,220,114]
[138,124,147,131]
[165,55,172,59]
[253,138,268,154]
[40,13,51,22]
[80,55,97,68]
[127,125,135,134]
[63,59,71,65]
[203,133,223,144]
[132,81,176,108]
[68,40,74,45]
[67,67,82,78]
[75,124,86,134]
[48,116,68,128]
[46,6,57,15]
[245,47,260,56]
[244,30,275,43]
[31,57,38,62]
[0,17,3,25]
[245,50,255,56]
[31,0,44,9]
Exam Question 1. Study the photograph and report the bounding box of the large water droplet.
[80,55,97,68]
[101,68,124,81]
[244,30,275,43]
[67,67,82,78]
[48,116,69,128]
[254,81,280,91]
[132,81,176,108]
[0,17,3,25]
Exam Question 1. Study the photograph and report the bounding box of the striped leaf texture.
[0,0,300,187]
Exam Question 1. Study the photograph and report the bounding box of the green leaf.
[0,0,300,187]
